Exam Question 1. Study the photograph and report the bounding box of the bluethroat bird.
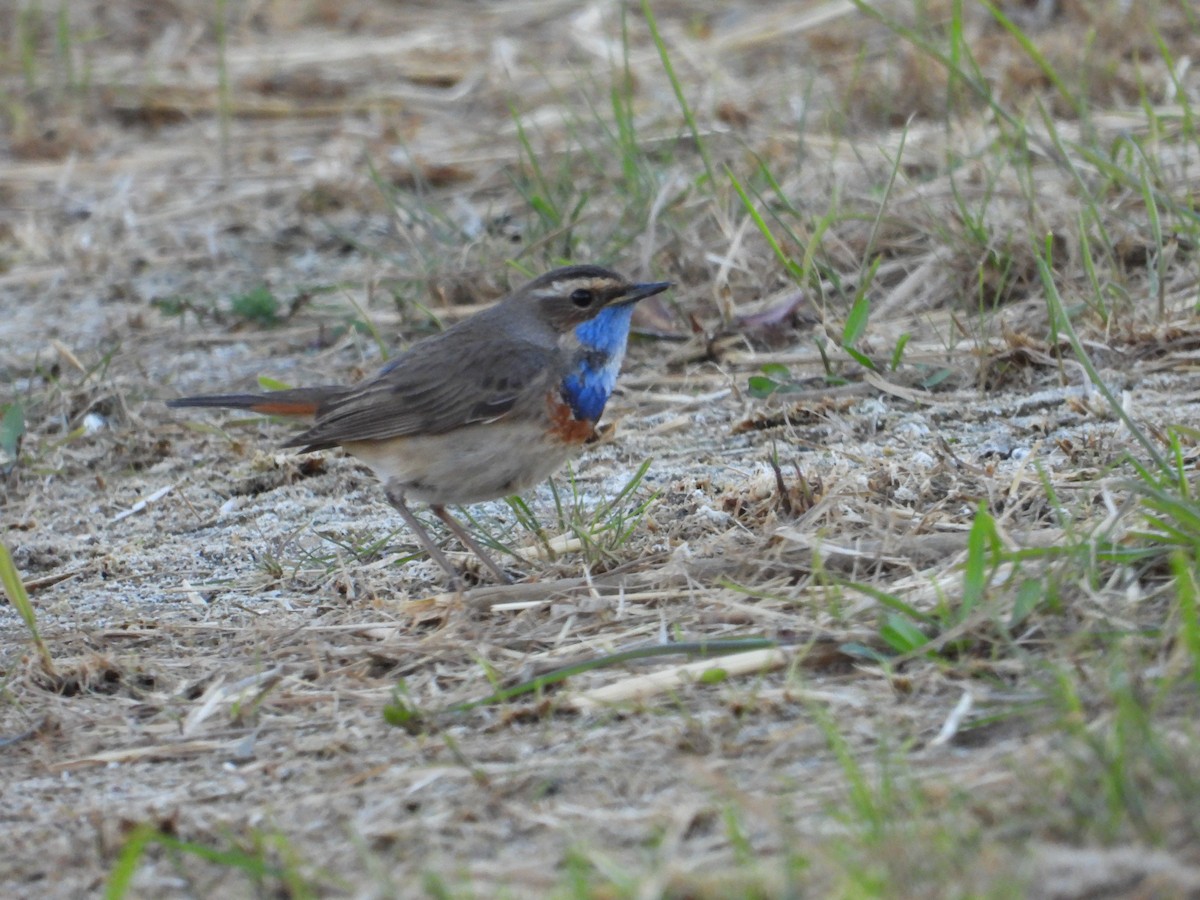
[168,265,672,587]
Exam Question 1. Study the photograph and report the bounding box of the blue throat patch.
[560,303,636,422]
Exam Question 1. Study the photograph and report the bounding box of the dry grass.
[4,0,1200,896]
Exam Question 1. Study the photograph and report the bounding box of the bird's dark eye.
[570,288,594,308]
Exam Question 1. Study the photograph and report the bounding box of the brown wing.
[284,334,560,451]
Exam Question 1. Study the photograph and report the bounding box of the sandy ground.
[4,1,1200,897]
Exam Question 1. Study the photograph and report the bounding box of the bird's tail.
[166,386,348,418]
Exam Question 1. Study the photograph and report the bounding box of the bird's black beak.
[619,281,672,304]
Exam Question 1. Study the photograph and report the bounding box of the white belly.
[343,421,579,506]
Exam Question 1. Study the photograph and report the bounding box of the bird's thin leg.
[385,487,463,590]
[431,505,514,585]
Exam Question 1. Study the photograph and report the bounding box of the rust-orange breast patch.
[545,392,598,444]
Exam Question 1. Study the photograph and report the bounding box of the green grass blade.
[642,0,716,188]
[961,502,1000,620]
[842,283,872,348]
[106,824,297,899]
[978,0,1083,118]
[1036,236,1170,475]
[844,579,939,627]
[0,541,56,677]
[0,402,25,461]
[1172,552,1200,694]
[727,165,805,281]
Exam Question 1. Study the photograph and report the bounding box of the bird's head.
[517,265,671,333]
